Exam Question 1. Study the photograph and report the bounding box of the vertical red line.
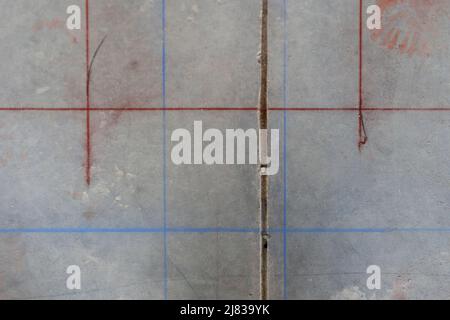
[358,0,367,150]
[85,0,91,185]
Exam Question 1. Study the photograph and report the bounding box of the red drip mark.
[358,0,368,151]
[85,0,91,186]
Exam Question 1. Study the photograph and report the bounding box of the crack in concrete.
[259,0,269,300]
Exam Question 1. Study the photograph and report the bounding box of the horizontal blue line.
[279,228,450,233]
[1,227,450,234]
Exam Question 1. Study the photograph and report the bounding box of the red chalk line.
[2,106,450,111]
[358,0,368,150]
[85,0,91,186]
[6,0,450,186]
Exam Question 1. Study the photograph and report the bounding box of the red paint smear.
[33,18,64,31]
[33,18,79,44]
[372,0,449,57]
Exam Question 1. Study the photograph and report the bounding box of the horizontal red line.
[272,107,450,111]
[2,107,450,112]
[367,108,450,112]
[0,107,258,111]
[0,107,86,111]
[270,107,357,111]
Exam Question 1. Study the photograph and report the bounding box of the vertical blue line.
[282,0,288,300]
[162,0,168,301]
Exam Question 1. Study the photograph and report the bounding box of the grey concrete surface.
[0,234,164,299]
[166,0,260,108]
[0,0,85,107]
[363,0,450,108]
[2,0,450,300]
[90,0,163,108]
[268,0,359,109]
[0,0,261,299]
[268,0,450,299]
[164,0,261,299]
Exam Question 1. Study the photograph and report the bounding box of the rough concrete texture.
[269,0,450,299]
[0,0,261,299]
[1,0,450,300]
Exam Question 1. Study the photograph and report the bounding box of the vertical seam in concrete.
[259,0,269,300]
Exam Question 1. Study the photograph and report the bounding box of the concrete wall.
[1,0,450,300]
